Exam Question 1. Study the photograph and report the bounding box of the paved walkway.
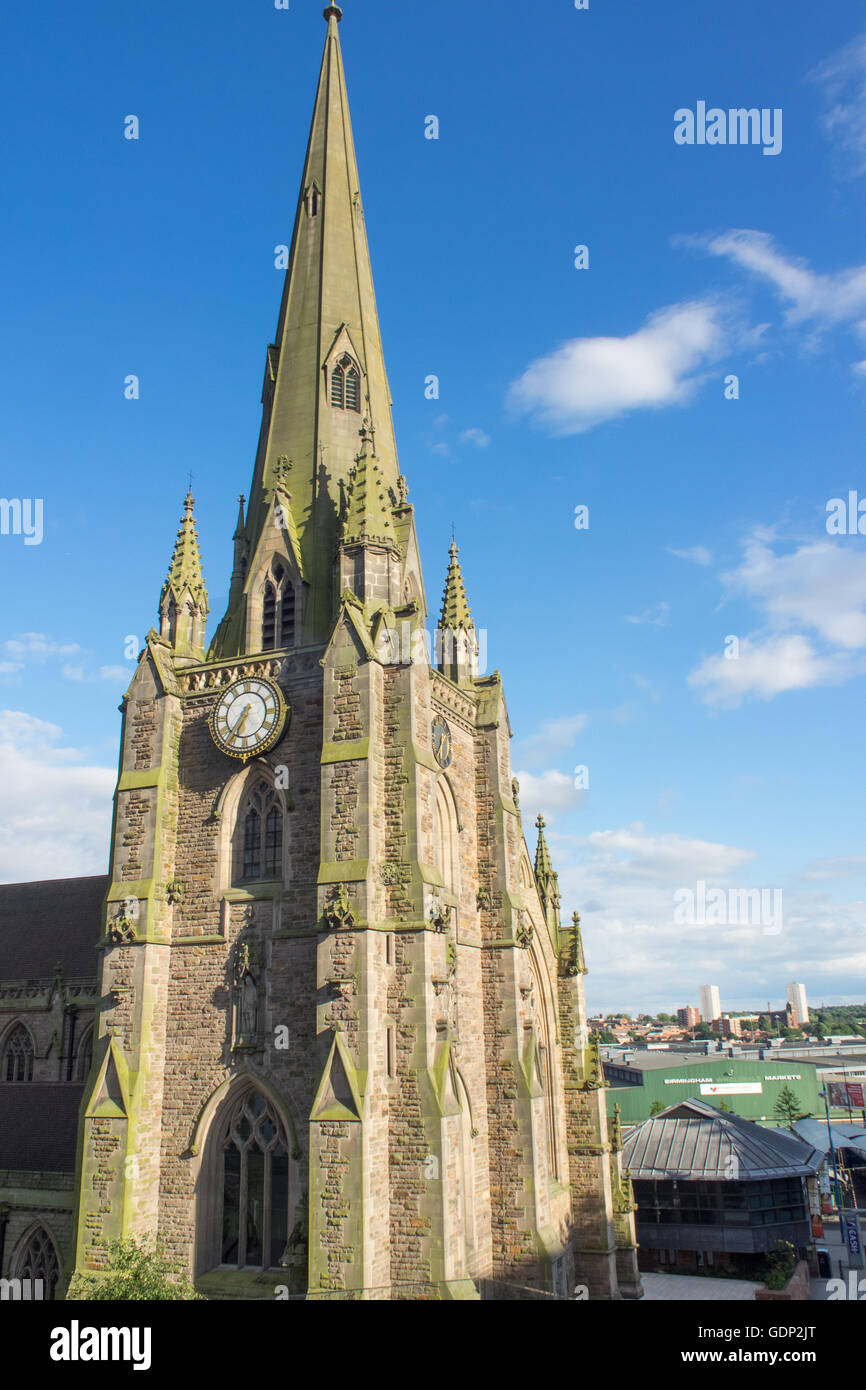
[640,1272,763,1301]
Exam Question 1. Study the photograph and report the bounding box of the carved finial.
[536,813,545,831]
[324,3,343,21]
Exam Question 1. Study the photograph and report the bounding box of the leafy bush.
[67,1237,203,1301]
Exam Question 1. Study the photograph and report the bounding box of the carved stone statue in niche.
[322,882,355,930]
[232,938,261,1047]
[108,897,139,944]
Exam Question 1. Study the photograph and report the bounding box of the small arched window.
[3,1023,35,1082]
[235,781,284,884]
[14,1226,59,1300]
[219,1090,290,1269]
[330,354,361,413]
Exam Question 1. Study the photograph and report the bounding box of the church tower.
[72,6,639,1300]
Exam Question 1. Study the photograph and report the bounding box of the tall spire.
[436,540,478,684]
[159,491,209,658]
[211,4,406,655]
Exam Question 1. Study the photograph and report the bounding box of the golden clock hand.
[233,704,252,735]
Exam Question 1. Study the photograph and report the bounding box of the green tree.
[592,1028,618,1044]
[649,1100,665,1116]
[773,1085,809,1128]
[67,1237,202,1301]
[718,1100,733,1113]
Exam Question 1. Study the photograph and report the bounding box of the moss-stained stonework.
[70,8,640,1301]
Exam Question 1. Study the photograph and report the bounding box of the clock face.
[431,714,453,769]
[210,676,287,759]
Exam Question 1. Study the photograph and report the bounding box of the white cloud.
[458,428,491,448]
[1,632,133,685]
[808,33,866,177]
[3,633,81,662]
[798,854,866,882]
[625,600,670,627]
[704,229,866,336]
[584,823,755,881]
[512,714,587,769]
[544,821,865,1013]
[430,442,450,457]
[0,710,115,882]
[513,768,585,821]
[688,634,846,706]
[687,531,866,704]
[725,534,866,649]
[508,300,727,434]
[667,545,712,566]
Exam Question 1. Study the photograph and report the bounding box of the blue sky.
[1,0,865,1014]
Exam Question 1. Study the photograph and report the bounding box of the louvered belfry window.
[262,583,277,648]
[261,564,296,651]
[330,354,361,412]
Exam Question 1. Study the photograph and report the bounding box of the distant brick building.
[0,9,638,1301]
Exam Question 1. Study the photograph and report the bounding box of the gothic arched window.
[235,781,284,884]
[219,1090,290,1269]
[14,1226,59,1299]
[3,1023,35,1082]
[330,354,361,413]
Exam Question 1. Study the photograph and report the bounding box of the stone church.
[0,7,639,1300]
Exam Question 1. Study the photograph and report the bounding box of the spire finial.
[536,813,545,830]
[324,3,343,21]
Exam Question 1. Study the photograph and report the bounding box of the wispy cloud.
[667,545,712,566]
[0,633,133,687]
[626,601,670,627]
[798,854,866,882]
[808,33,866,177]
[512,714,587,769]
[701,229,866,341]
[508,300,728,434]
[458,427,491,448]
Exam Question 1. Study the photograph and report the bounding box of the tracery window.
[3,1023,34,1082]
[236,780,284,884]
[330,354,361,412]
[220,1091,290,1269]
[15,1226,59,1299]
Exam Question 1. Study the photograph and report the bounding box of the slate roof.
[623,1098,823,1181]
[0,1084,85,1172]
[792,1118,866,1160]
[0,875,106,981]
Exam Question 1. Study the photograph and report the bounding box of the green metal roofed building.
[604,1051,819,1126]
